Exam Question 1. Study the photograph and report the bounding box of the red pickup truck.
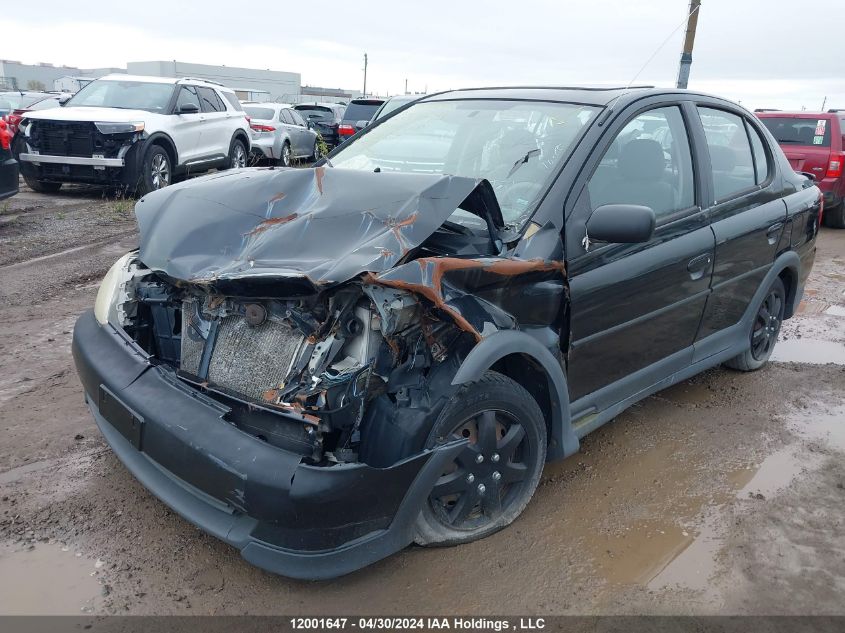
[756,111,845,228]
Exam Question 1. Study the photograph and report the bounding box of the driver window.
[175,86,200,112]
[587,106,695,220]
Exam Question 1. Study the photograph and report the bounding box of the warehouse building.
[0,59,357,103]
[126,61,301,101]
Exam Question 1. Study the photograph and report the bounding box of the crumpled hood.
[135,167,485,293]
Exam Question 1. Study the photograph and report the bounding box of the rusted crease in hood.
[134,167,486,291]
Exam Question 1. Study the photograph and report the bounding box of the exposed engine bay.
[107,166,567,469]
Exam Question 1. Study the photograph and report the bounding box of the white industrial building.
[0,59,358,103]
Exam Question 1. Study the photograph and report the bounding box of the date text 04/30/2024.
[289,618,547,630]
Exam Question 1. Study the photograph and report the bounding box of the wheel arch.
[451,330,578,461]
[231,129,250,153]
[143,133,178,167]
[777,262,800,319]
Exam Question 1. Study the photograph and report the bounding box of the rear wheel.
[823,201,845,228]
[22,175,61,193]
[414,371,546,546]
[227,138,247,169]
[724,277,786,371]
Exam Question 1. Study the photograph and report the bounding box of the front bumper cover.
[72,309,464,579]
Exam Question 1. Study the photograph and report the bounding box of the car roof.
[245,102,293,109]
[419,86,735,108]
[755,111,838,118]
[350,98,385,105]
[96,73,235,92]
[294,102,343,108]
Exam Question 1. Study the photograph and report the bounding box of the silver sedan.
[244,103,321,166]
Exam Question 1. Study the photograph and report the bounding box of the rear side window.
[698,107,756,201]
[222,92,243,111]
[197,87,224,113]
[587,106,695,220]
[175,86,201,111]
[759,116,831,147]
[746,122,770,185]
[280,109,295,125]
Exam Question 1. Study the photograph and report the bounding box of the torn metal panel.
[134,166,487,293]
[368,256,566,340]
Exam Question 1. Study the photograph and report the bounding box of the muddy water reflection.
[0,544,101,614]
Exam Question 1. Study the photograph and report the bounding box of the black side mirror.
[178,102,199,114]
[586,204,656,245]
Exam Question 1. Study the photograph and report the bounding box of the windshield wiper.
[506,148,540,178]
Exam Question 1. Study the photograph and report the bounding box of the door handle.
[766,222,784,245]
[687,253,712,280]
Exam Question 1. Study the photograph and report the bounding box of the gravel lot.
[0,182,843,615]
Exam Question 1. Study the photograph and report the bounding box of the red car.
[757,111,845,227]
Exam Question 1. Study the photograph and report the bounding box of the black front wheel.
[22,175,61,193]
[724,277,786,371]
[414,371,546,546]
[823,202,845,229]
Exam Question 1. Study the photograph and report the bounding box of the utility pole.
[362,53,368,97]
[676,0,701,89]
[405,78,408,95]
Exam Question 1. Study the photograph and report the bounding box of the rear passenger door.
[288,109,312,157]
[196,86,230,160]
[691,105,787,352]
[565,103,715,407]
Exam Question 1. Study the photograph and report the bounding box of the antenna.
[606,1,703,112]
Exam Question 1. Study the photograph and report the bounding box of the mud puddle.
[770,339,845,364]
[0,544,103,614]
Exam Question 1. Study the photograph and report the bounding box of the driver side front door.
[565,103,715,412]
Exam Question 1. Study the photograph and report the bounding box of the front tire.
[724,277,786,371]
[414,371,546,547]
[280,141,291,167]
[22,175,61,193]
[134,144,171,196]
[823,202,845,228]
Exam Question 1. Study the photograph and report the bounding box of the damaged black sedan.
[73,87,818,579]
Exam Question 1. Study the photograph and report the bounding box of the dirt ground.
[0,184,843,616]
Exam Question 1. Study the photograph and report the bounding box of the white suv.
[14,74,251,195]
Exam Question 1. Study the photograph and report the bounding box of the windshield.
[759,116,832,147]
[331,99,599,224]
[67,80,175,112]
[244,106,276,120]
[375,97,415,120]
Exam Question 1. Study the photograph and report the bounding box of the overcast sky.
[3,0,843,110]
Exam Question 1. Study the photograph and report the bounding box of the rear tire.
[227,138,247,170]
[724,277,786,371]
[22,175,61,193]
[823,201,845,228]
[413,371,546,547]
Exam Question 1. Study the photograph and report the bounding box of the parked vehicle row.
[73,85,820,580]
[11,74,251,195]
